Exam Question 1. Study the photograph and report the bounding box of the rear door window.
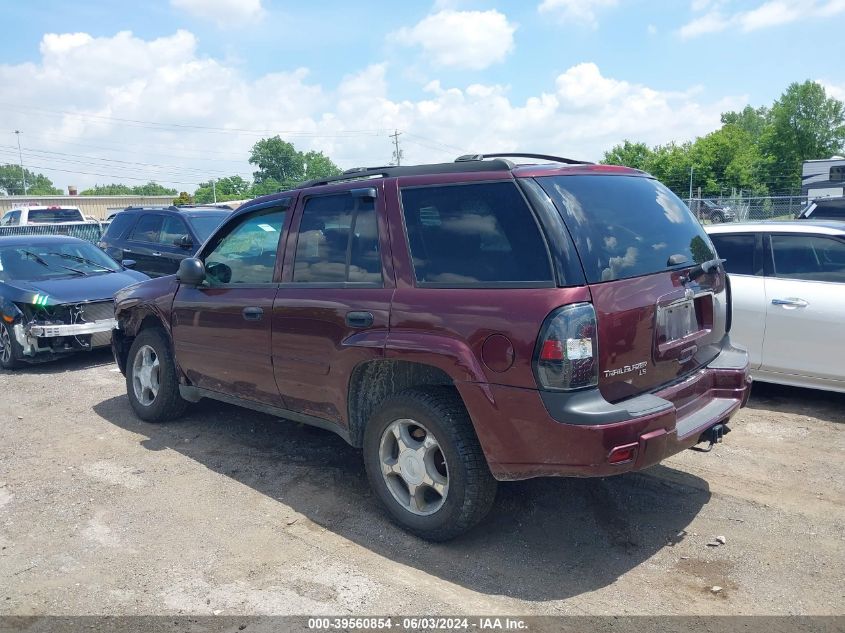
[537,175,716,283]
[400,182,553,287]
[293,193,382,284]
[128,214,164,243]
[769,234,845,283]
[709,234,756,276]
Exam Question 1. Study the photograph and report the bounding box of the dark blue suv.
[98,206,232,277]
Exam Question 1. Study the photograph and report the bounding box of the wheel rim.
[379,418,449,516]
[0,326,11,364]
[132,344,160,406]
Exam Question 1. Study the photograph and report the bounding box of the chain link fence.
[0,221,108,244]
[686,195,807,223]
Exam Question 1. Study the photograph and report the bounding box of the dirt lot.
[0,350,843,616]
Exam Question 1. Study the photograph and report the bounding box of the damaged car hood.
[2,270,149,305]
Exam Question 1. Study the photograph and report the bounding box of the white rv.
[802,157,845,199]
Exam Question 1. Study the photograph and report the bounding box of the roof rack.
[456,152,592,165]
[291,158,515,189]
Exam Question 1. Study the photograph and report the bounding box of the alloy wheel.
[0,326,11,365]
[379,418,449,516]
[132,344,160,406]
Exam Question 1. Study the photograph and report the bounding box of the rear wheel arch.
[347,359,459,448]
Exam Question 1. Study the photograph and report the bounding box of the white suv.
[0,206,85,226]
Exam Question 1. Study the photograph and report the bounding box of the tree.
[720,105,769,140]
[690,125,765,196]
[80,182,177,196]
[173,191,193,205]
[602,141,654,171]
[193,175,251,204]
[0,164,62,195]
[761,81,845,191]
[249,136,342,189]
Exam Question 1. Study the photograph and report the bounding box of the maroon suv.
[112,153,751,540]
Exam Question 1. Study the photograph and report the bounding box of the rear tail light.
[534,302,599,391]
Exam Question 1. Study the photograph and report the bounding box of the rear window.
[27,208,83,223]
[709,233,756,276]
[102,213,136,239]
[537,175,716,283]
[810,201,845,220]
[400,182,553,287]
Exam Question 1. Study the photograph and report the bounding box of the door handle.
[242,307,264,321]
[151,251,162,257]
[771,298,809,308]
[346,311,374,329]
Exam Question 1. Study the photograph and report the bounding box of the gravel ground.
[0,349,843,616]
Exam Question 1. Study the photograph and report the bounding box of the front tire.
[363,387,497,541]
[126,328,187,422]
[0,322,23,370]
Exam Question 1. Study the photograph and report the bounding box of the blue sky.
[1,0,843,190]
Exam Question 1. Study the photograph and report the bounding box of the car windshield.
[537,175,716,283]
[186,212,230,243]
[27,208,84,223]
[0,242,121,281]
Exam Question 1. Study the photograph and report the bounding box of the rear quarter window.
[27,208,84,223]
[102,213,136,240]
[537,175,716,283]
[400,181,553,287]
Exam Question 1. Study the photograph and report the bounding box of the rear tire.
[126,328,187,422]
[710,212,724,223]
[0,322,23,370]
[363,387,497,541]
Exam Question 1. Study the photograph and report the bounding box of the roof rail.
[457,152,592,166]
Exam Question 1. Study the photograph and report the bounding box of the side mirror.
[177,257,205,286]
[174,235,194,250]
[121,259,137,270]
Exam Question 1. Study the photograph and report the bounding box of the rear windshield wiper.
[47,252,112,273]
[21,250,86,276]
[684,257,726,283]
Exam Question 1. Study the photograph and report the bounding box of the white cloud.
[0,31,743,192]
[390,10,516,70]
[679,0,845,38]
[538,0,619,28]
[171,0,264,28]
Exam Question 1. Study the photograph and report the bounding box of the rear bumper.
[458,341,750,481]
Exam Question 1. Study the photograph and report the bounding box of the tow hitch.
[691,422,731,453]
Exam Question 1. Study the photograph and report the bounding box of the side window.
[770,234,845,283]
[293,194,382,284]
[204,208,286,285]
[830,166,845,182]
[159,215,189,246]
[2,211,21,226]
[129,214,164,243]
[709,234,756,276]
[400,182,553,286]
[102,213,135,239]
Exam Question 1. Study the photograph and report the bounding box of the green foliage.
[80,182,177,196]
[194,175,251,204]
[173,191,193,205]
[0,164,62,195]
[249,136,341,189]
[602,80,845,197]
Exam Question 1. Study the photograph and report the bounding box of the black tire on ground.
[710,212,724,223]
[363,387,498,541]
[125,328,188,422]
[0,321,24,370]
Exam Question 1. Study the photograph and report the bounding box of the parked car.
[0,235,148,369]
[796,196,845,221]
[112,153,750,540]
[706,221,845,393]
[98,206,232,277]
[0,205,85,226]
[689,199,736,223]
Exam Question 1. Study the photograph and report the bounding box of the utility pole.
[390,129,403,166]
[211,178,217,203]
[14,130,27,195]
